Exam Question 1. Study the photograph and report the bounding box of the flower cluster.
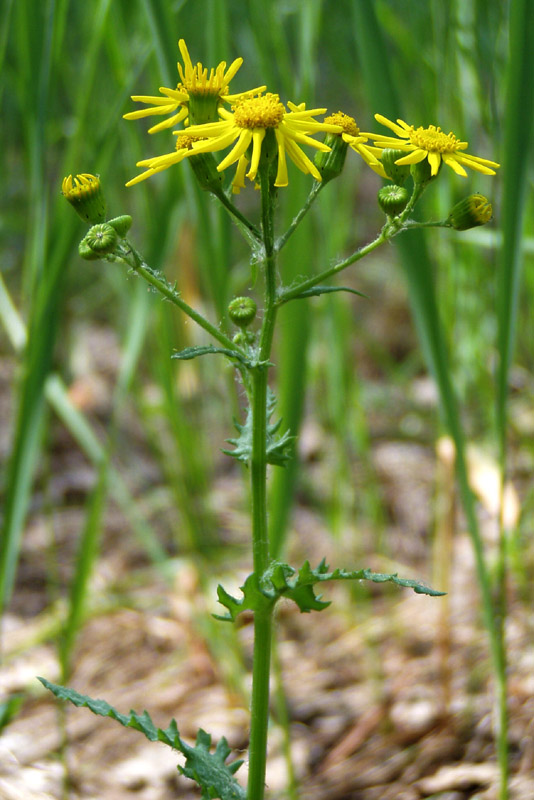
[123,39,499,191]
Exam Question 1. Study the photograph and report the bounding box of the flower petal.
[374,114,410,137]
[428,151,441,175]
[395,149,428,165]
[442,154,468,176]
[246,129,266,180]
[217,129,252,171]
[274,129,289,187]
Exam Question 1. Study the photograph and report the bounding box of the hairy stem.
[124,244,242,354]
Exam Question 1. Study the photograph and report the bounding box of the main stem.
[247,168,278,800]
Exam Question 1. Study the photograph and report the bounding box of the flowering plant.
[43,39,499,800]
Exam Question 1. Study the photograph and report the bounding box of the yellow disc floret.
[324,111,360,137]
[409,125,467,154]
[233,93,286,129]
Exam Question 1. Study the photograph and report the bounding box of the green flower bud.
[377,184,410,216]
[84,223,119,254]
[228,296,257,328]
[107,215,133,237]
[62,174,106,224]
[233,330,256,346]
[380,149,411,185]
[447,194,493,231]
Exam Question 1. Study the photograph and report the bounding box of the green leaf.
[222,388,294,466]
[38,679,245,800]
[172,345,249,366]
[284,285,369,302]
[216,559,445,621]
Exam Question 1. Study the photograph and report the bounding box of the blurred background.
[1,1,533,798]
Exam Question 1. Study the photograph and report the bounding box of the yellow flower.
[123,39,263,132]
[326,111,387,177]
[183,93,343,192]
[370,115,500,177]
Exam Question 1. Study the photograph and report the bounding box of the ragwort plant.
[40,41,499,800]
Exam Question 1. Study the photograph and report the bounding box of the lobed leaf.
[216,559,445,621]
[38,679,245,800]
[222,388,294,466]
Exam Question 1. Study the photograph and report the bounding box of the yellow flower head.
[61,173,106,223]
[369,115,500,178]
[123,39,264,132]
[182,92,342,192]
[323,112,387,177]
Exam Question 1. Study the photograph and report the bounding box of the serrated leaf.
[222,388,294,466]
[285,285,369,301]
[38,679,245,800]
[214,572,275,621]
[216,560,445,621]
[172,345,249,367]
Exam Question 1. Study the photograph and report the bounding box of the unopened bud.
[84,223,119,254]
[228,296,257,328]
[447,194,492,230]
[107,215,133,237]
[377,184,410,217]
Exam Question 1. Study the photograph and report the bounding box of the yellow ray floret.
[183,92,343,191]
[369,114,500,177]
[125,134,205,187]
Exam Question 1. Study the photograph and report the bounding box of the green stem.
[276,183,433,306]
[276,230,386,305]
[124,243,243,354]
[247,166,278,800]
[275,180,323,252]
[213,188,263,243]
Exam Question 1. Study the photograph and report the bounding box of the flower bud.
[377,184,410,217]
[78,239,101,261]
[62,174,106,224]
[380,149,411,185]
[84,223,119,254]
[228,296,257,328]
[107,215,133,237]
[446,194,493,230]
